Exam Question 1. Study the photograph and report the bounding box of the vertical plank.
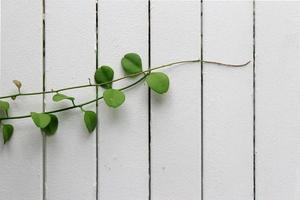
[98,1,149,199]
[45,0,96,199]
[256,2,300,200]
[151,1,201,199]
[203,1,253,199]
[0,0,43,199]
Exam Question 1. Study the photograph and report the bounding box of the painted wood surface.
[203,1,253,200]
[45,0,96,199]
[2,1,300,200]
[98,1,149,199]
[256,2,300,200]
[151,1,202,199]
[0,0,43,199]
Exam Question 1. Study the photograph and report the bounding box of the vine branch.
[0,75,147,121]
[0,59,250,100]
[0,59,250,121]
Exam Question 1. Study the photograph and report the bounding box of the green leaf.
[3,124,14,144]
[0,112,6,119]
[0,100,9,111]
[42,114,58,136]
[53,93,75,102]
[103,89,125,108]
[94,65,114,89]
[84,111,97,133]
[121,53,143,75]
[31,112,51,129]
[146,72,170,94]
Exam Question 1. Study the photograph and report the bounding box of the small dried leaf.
[13,80,22,90]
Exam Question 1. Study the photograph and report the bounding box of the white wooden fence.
[1,0,300,200]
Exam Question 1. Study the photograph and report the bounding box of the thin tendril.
[0,75,147,121]
[0,59,250,100]
[0,59,250,121]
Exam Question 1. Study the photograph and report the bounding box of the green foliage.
[3,124,14,144]
[84,111,97,133]
[42,114,58,136]
[146,72,170,94]
[0,100,10,111]
[1,52,239,137]
[103,89,125,108]
[121,53,143,75]
[31,112,51,129]
[53,93,75,102]
[94,65,114,89]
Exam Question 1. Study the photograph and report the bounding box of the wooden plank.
[0,0,43,199]
[45,0,96,199]
[256,2,300,199]
[203,1,253,199]
[151,1,201,199]
[98,1,149,199]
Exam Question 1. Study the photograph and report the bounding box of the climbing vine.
[0,53,250,144]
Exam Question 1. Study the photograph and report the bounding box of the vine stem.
[0,59,250,100]
[0,75,147,121]
[0,59,250,121]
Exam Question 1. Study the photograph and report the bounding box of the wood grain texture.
[98,1,149,199]
[256,2,300,200]
[45,0,96,199]
[151,1,201,199]
[203,1,253,199]
[0,0,43,199]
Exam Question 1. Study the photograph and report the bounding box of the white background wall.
[1,0,300,200]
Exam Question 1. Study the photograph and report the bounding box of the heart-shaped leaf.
[94,65,114,89]
[0,100,9,111]
[31,112,51,129]
[121,53,142,75]
[53,93,75,102]
[103,89,125,108]
[146,72,170,94]
[42,114,58,136]
[3,124,14,144]
[84,111,97,133]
